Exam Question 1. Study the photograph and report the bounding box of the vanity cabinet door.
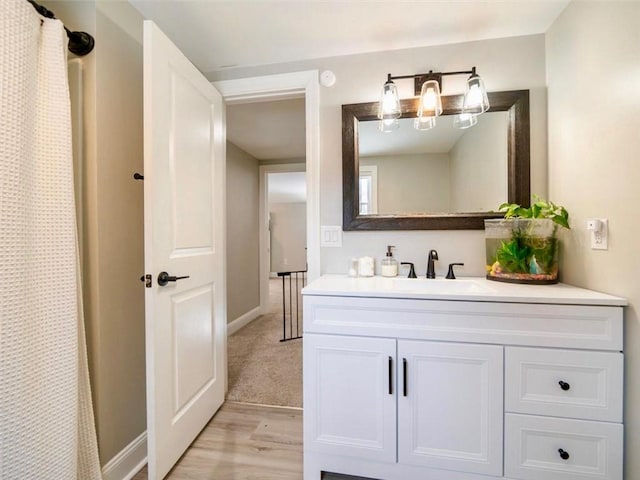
[397,340,504,476]
[303,333,397,462]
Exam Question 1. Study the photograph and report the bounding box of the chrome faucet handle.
[446,263,465,279]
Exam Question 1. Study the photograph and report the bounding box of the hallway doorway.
[224,90,308,409]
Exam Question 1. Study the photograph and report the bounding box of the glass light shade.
[378,118,399,133]
[463,74,490,114]
[414,115,436,131]
[418,80,443,117]
[453,112,478,129]
[378,80,402,120]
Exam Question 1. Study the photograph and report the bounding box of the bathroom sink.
[389,277,497,295]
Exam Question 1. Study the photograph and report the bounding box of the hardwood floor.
[133,402,302,480]
[132,401,369,480]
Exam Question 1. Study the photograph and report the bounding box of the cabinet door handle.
[558,380,571,391]
[558,448,570,460]
[388,356,393,395]
[403,358,407,397]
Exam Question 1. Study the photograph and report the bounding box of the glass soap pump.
[381,245,398,277]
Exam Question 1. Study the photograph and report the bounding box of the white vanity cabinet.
[302,275,626,480]
[304,335,504,476]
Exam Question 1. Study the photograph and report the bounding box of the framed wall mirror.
[342,90,530,230]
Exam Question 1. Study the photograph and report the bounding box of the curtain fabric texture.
[0,1,102,478]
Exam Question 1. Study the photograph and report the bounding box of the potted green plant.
[485,196,570,284]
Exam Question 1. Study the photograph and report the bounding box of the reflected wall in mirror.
[343,90,530,230]
[359,112,509,215]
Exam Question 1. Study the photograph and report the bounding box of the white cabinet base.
[304,452,507,480]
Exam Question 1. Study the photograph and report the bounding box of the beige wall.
[43,0,146,466]
[361,153,451,214]
[269,202,307,272]
[546,3,640,477]
[210,34,548,277]
[226,142,260,322]
[450,112,508,212]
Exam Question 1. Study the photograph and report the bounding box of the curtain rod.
[27,0,95,56]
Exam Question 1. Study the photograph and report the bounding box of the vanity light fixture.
[462,70,490,114]
[377,77,402,120]
[379,67,490,131]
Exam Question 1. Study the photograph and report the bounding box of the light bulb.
[382,91,397,112]
[463,74,490,114]
[466,85,483,108]
[422,87,437,110]
[378,80,401,120]
[418,80,443,117]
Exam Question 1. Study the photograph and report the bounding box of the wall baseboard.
[101,431,147,480]
[227,305,262,336]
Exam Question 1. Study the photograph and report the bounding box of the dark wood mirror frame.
[342,89,530,230]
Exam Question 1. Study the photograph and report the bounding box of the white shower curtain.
[0,1,102,478]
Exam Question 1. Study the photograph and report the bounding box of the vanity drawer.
[505,413,623,480]
[505,347,623,422]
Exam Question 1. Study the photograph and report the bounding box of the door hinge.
[140,274,152,288]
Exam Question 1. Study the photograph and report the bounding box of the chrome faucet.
[426,249,438,279]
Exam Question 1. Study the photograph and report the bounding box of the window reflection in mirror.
[358,113,508,215]
[358,165,378,214]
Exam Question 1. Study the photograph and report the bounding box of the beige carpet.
[226,279,303,408]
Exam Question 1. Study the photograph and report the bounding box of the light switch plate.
[320,225,342,247]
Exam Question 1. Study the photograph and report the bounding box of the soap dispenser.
[381,245,399,277]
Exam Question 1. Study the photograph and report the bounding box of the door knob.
[157,271,190,286]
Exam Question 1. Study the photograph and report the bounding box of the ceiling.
[360,116,467,157]
[129,1,569,75]
[227,99,306,160]
[130,1,569,165]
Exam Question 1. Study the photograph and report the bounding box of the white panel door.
[303,334,397,463]
[143,21,226,480]
[397,340,503,476]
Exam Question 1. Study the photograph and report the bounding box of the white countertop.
[302,274,627,306]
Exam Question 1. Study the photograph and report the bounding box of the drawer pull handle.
[558,449,570,460]
[558,380,571,391]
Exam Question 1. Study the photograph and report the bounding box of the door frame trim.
[213,71,321,294]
